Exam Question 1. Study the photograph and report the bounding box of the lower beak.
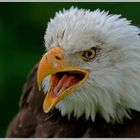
[37,47,89,113]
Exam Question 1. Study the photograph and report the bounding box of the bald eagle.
[6,8,140,137]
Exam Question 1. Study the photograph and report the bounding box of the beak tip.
[43,109,49,113]
[43,102,54,114]
[43,108,51,113]
[38,84,42,91]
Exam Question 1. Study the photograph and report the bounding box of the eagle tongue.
[52,74,76,97]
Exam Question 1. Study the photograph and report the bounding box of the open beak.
[37,46,89,113]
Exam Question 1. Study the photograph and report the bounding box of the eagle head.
[37,7,140,123]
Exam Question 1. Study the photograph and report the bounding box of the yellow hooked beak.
[37,46,89,113]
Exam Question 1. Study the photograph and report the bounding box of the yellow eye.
[81,47,97,62]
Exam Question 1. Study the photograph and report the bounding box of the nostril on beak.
[55,56,61,61]
[45,55,48,60]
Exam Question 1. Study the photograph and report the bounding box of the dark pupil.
[86,51,92,57]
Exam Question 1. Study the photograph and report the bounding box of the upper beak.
[37,47,64,91]
[37,46,89,113]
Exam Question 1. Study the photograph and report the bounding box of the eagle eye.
[81,47,97,62]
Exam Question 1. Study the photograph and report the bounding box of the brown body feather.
[6,64,140,138]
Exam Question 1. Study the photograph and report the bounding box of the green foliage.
[0,3,140,137]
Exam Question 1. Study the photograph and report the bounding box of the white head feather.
[43,7,140,123]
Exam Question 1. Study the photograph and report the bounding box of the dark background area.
[0,2,140,137]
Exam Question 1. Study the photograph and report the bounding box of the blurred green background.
[0,2,140,137]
